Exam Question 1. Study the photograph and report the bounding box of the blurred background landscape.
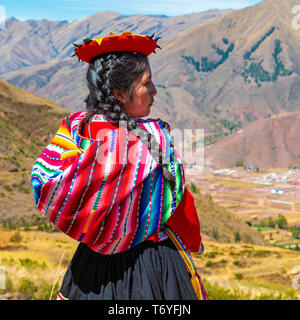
[0,0,300,300]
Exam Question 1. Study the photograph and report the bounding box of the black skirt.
[59,238,198,300]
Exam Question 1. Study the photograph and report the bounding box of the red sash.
[165,188,201,252]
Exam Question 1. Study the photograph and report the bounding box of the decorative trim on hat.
[71,30,162,63]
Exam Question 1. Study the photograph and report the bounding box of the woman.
[31,31,208,300]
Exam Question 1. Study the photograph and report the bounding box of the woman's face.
[114,64,157,118]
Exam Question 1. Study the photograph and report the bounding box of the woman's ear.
[113,88,129,105]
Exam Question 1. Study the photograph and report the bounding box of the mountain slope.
[0,79,69,172]
[0,80,69,223]
[0,81,264,245]
[190,186,264,245]
[0,10,231,75]
[148,0,300,131]
[205,110,300,169]
[3,0,300,137]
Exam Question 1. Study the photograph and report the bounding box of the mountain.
[0,81,264,245]
[0,9,232,126]
[0,10,231,75]
[205,110,300,169]
[0,80,69,223]
[189,184,264,245]
[1,0,300,168]
[147,0,300,132]
[0,79,68,171]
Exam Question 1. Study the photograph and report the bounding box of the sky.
[0,0,263,22]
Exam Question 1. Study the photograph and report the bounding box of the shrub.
[10,232,22,243]
[275,214,288,229]
[19,258,47,269]
[5,219,16,230]
[252,250,270,257]
[206,260,214,267]
[233,260,241,266]
[234,232,241,242]
[3,185,13,193]
[245,221,252,227]
[291,227,300,239]
[190,182,199,193]
[235,160,244,167]
[234,273,243,280]
[204,252,217,259]
[212,228,219,240]
[202,278,251,300]
[38,282,60,300]
[18,278,38,298]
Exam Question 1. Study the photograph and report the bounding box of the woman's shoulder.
[136,117,171,132]
[66,111,87,123]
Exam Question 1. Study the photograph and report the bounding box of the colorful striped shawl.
[31,111,185,254]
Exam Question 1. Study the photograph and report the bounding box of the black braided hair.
[83,51,175,191]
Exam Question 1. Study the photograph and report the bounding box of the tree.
[269,233,273,240]
[275,214,288,229]
[212,228,219,240]
[235,160,244,167]
[234,232,241,242]
[190,182,199,193]
[291,227,300,239]
[245,221,252,227]
[267,216,276,228]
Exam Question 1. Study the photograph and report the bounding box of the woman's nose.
[151,83,157,96]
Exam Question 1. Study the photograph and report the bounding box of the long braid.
[83,52,176,191]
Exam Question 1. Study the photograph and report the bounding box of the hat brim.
[75,35,157,63]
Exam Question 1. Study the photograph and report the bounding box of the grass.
[1,226,298,300]
[0,228,77,300]
[216,179,266,189]
[193,240,300,299]
[203,278,299,300]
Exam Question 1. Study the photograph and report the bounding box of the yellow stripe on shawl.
[58,124,73,138]
[61,149,83,161]
[50,124,78,150]
[165,228,203,300]
[82,209,97,233]
[51,135,78,151]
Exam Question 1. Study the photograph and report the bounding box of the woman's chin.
[134,110,151,118]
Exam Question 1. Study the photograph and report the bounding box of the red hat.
[72,30,162,63]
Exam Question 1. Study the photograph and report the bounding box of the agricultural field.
[187,168,300,251]
[0,228,78,300]
[0,168,299,300]
[194,241,300,300]
[0,226,299,300]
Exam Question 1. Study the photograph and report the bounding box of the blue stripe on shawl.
[131,166,163,246]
